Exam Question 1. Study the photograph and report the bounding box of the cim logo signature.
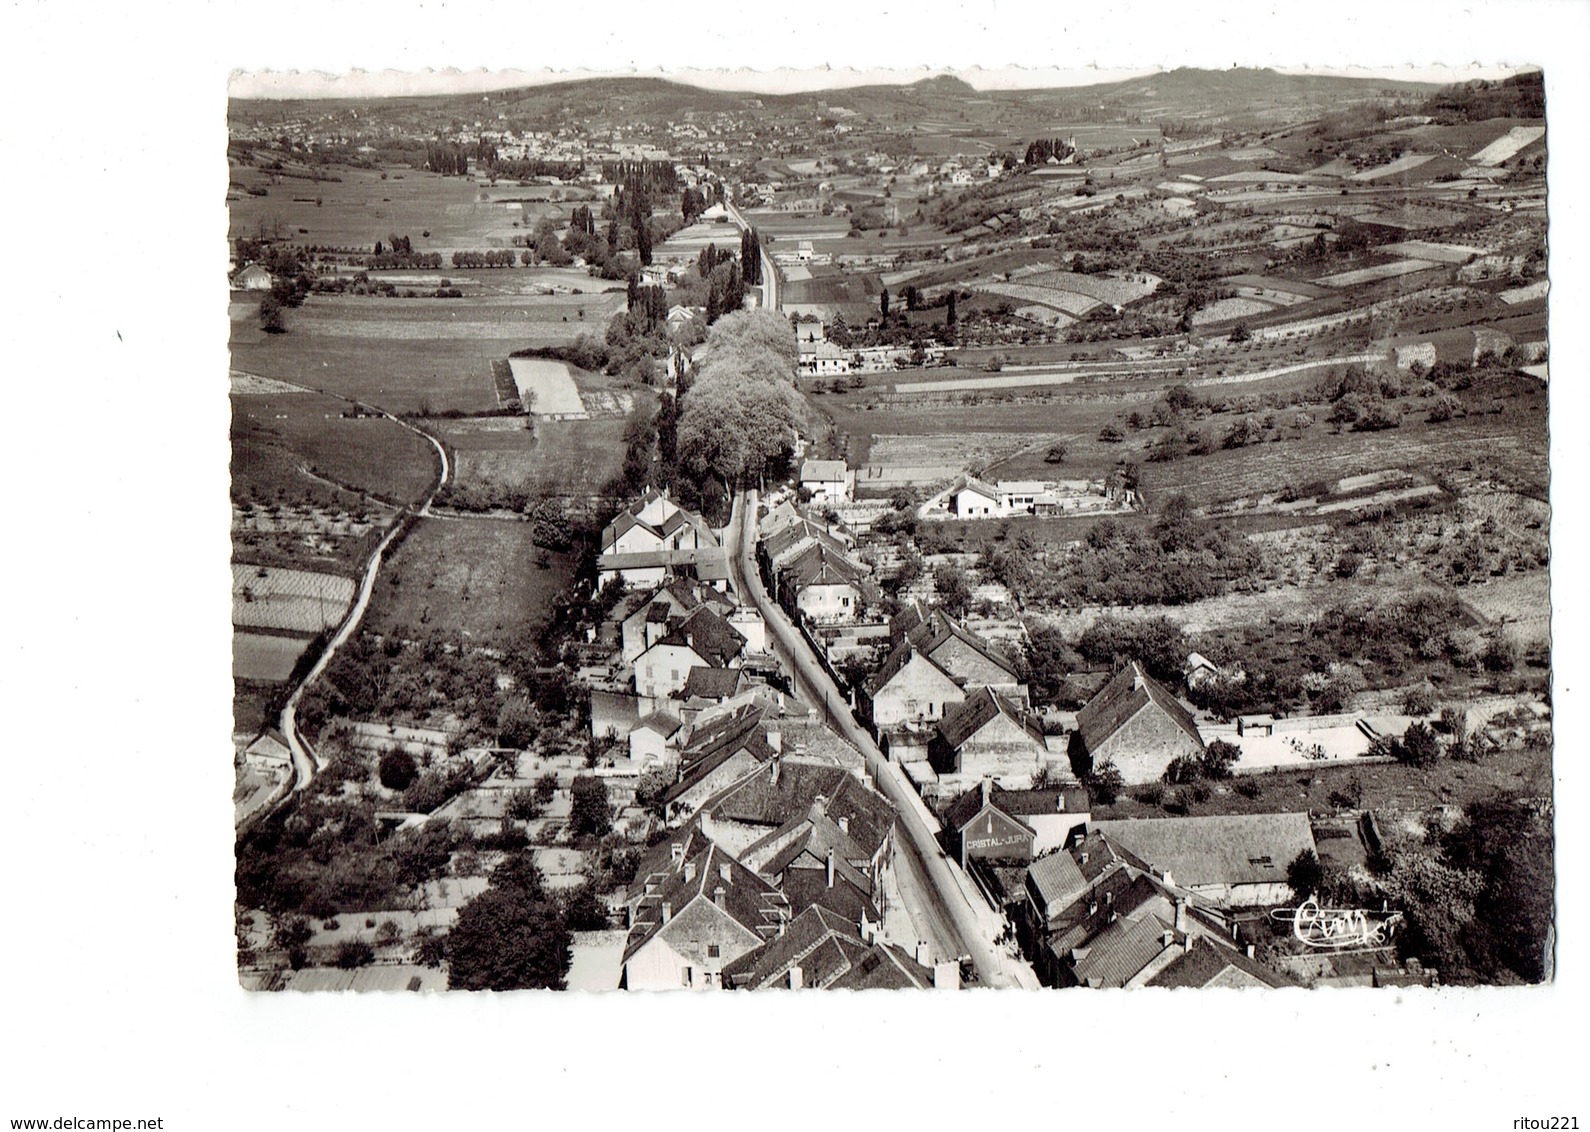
[1269,899,1404,951]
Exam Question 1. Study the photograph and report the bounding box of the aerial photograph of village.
[227,64,1552,993]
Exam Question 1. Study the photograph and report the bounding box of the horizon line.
[229,63,1534,102]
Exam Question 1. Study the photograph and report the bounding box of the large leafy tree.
[675,310,805,495]
[446,854,570,991]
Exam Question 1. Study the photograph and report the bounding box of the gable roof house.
[740,802,882,923]
[950,474,1004,518]
[699,756,897,872]
[661,706,778,823]
[941,780,1092,868]
[721,905,939,990]
[232,263,274,291]
[621,841,792,990]
[929,687,1049,782]
[619,579,703,663]
[800,458,852,503]
[861,611,1025,737]
[1092,812,1317,909]
[905,611,1024,695]
[628,708,684,765]
[776,541,871,625]
[1071,660,1205,785]
[633,606,746,700]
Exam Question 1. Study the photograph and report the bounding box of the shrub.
[378,748,419,791]
[1403,683,1439,715]
[1235,779,1261,799]
[334,939,375,969]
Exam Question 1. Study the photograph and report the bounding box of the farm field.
[1316,259,1447,288]
[233,563,356,634]
[229,163,602,252]
[509,358,585,415]
[433,399,645,500]
[1137,392,1546,513]
[232,389,439,505]
[233,631,314,683]
[1460,570,1551,646]
[230,291,625,414]
[364,517,577,646]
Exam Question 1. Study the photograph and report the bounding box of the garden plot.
[1350,154,1436,181]
[1380,240,1481,264]
[1462,571,1550,647]
[977,281,1099,317]
[1015,305,1076,328]
[509,358,586,416]
[1469,125,1546,167]
[1190,297,1275,325]
[1317,259,1445,287]
[1499,280,1548,305]
[1020,270,1160,307]
[230,371,310,395]
[233,563,356,633]
[1232,285,1310,307]
[233,631,313,683]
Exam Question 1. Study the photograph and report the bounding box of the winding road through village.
[724,490,1037,988]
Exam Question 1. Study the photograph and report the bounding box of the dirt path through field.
[239,395,450,828]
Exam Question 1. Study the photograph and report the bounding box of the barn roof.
[1074,661,1203,756]
[1092,812,1317,889]
[936,687,1047,752]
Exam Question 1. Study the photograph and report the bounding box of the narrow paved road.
[240,407,450,828]
[725,491,1029,987]
[725,201,779,312]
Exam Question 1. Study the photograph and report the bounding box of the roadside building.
[928,687,1049,781]
[621,842,791,990]
[233,263,275,291]
[940,780,1091,867]
[721,905,941,990]
[1070,661,1205,784]
[1092,812,1317,909]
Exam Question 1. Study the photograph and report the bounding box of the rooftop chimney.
[719,862,732,883]
[981,778,992,806]
[1175,899,1189,935]
[770,755,781,787]
[714,885,726,909]
[826,847,835,889]
[1161,929,1175,950]
[788,965,803,990]
[915,941,932,967]
[661,902,672,923]
[837,815,849,836]
[812,795,828,819]
[683,861,696,883]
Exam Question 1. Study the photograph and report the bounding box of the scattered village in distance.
[229,66,1552,992]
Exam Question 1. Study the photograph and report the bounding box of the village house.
[633,605,746,700]
[776,541,870,625]
[721,905,944,990]
[628,708,683,764]
[232,263,275,291]
[597,545,732,592]
[1070,660,1205,784]
[940,780,1091,868]
[949,474,1003,518]
[928,687,1050,782]
[1091,812,1318,910]
[661,706,779,823]
[1017,832,1258,987]
[862,608,1026,741]
[798,339,852,377]
[621,841,791,990]
[800,459,852,504]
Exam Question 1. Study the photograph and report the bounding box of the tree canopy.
[676,311,805,493]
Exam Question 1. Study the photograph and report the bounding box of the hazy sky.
[229,63,1530,101]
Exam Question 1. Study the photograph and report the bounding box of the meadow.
[230,291,625,414]
[364,517,577,647]
[229,163,601,252]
